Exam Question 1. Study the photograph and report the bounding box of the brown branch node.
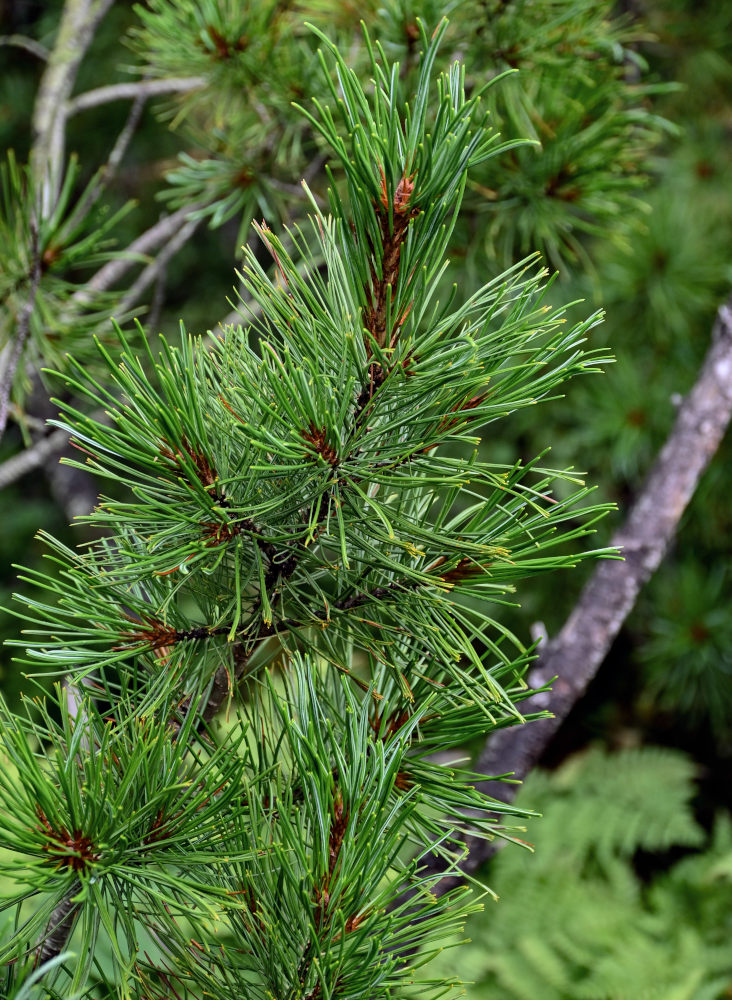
[35,806,99,873]
[301,424,339,467]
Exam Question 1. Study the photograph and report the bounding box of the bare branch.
[434,292,732,889]
[0,223,41,442]
[70,204,206,307]
[104,86,150,182]
[0,430,69,491]
[0,34,50,61]
[147,258,168,332]
[115,218,201,316]
[31,0,115,216]
[66,77,206,115]
[67,79,151,227]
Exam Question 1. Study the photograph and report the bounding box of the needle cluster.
[3,21,611,998]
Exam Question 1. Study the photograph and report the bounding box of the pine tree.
[0,14,618,997]
[4,2,730,997]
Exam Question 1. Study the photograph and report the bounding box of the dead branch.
[0,429,69,490]
[31,0,115,216]
[0,34,49,61]
[66,76,206,115]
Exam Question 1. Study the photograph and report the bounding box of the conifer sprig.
[5,20,613,992]
[0,153,134,401]
[0,689,250,981]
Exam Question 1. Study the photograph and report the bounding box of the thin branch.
[69,81,151,227]
[0,223,41,442]
[147,258,168,332]
[34,890,80,967]
[105,88,149,182]
[434,292,732,889]
[0,34,50,61]
[199,642,256,726]
[66,77,206,115]
[8,409,48,433]
[70,204,206,307]
[31,0,115,216]
[0,429,69,491]
[115,218,201,316]
[196,569,429,724]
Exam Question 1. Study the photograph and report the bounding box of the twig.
[66,77,206,115]
[31,0,115,216]
[68,80,151,227]
[0,223,41,442]
[0,34,50,61]
[435,292,732,889]
[0,430,69,491]
[34,890,80,967]
[146,259,168,332]
[104,86,149,184]
[70,204,206,307]
[268,176,327,208]
[115,218,201,316]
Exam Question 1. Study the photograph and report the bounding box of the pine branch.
[5,18,644,988]
[0,34,50,61]
[31,0,115,217]
[115,218,201,316]
[67,80,151,231]
[70,204,207,306]
[0,429,69,490]
[193,561,480,724]
[0,221,41,441]
[195,578,410,723]
[433,291,732,888]
[34,889,79,967]
[66,77,206,115]
[363,174,418,352]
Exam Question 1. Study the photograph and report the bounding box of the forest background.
[0,0,731,997]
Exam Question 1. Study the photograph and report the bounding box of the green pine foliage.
[128,0,326,239]
[453,0,673,270]
[0,152,133,399]
[1,21,613,995]
[1,1,731,996]
[635,563,732,743]
[122,0,669,269]
[427,746,732,1000]
[0,0,670,401]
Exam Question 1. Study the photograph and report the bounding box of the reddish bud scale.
[35,806,99,873]
[440,558,490,586]
[301,424,339,467]
[160,437,218,490]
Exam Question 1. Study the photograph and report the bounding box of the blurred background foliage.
[0,0,731,995]
[428,746,732,999]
